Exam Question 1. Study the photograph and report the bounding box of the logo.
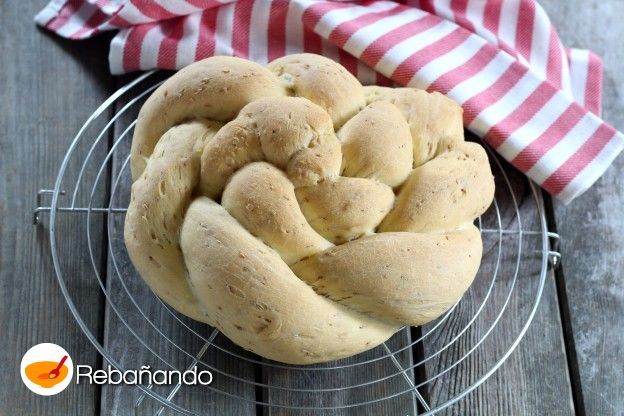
[20,343,74,396]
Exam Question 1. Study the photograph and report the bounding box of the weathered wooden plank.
[99,74,257,416]
[0,2,114,415]
[9,2,617,414]
[420,147,575,415]
[264,328,418,415]
[541,1,624,414]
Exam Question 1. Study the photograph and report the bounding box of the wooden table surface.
[1,1,622,415]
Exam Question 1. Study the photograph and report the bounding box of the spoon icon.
[38,355,68,380]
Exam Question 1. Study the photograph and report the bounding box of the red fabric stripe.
[545,26,562,89]
[328,3,403,49]
[231,0,253,58]
[542,123,616,194]
[376,72,394,86]
[303,1,352,29]
[33,0,618,202]
[122,22,159,72]
[94,0,112,8]
[302,2,348,55]
[416,0,436,14]
[338,49,358,75]
[482,0,501,35]
[359,13,439,68]
[480,1,525,64]
[46,0,82,31]
[511,104,585,172]
[428,43,498,94]
[392,27,470,85]
[267,0,288,61]
[480,0,524,65]
[584,51,603,116]
[70,8,109,39]
[496,40,523,63]
[129,0,178,21]
[303,29,322,54]
[186,0,225,9]
[487,80,557,148]
[195,8,218,60]
[514,0,535,61]
[109,13,132,28]
[450,0,468,20]
[463,63,528,125]
[449,0,475,33]
[157,17,185,69]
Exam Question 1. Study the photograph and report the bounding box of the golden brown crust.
[124,119,222,322]
[338,100,413,187]
[291,226,482,326]
[296,177,395,244]
[131,56,285,179]
[268,53,366,128]
[380,142,495,233]
[180,198,396,364]
[364,86,464,167]
[222,162,333,265]
[125,53,495,364]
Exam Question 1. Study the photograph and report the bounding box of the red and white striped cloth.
[35,0,624,203]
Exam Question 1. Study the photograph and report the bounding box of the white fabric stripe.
[423,0,438,14]
[465,0,486,28]
[496,89,570,160]
[214,2,234,56]
[558,39,573,97]
[314,1,398,39]
[99,0,124,16]
[342,8,427,57]
[286,0,313,55]
[497,0,519,48]
[249,0,271,63]
[528,4,550,81]
[34,0,620,203]
[98,22,117,32]
[514,49,530,68]
[139,24,165,70]
[34,0,66,26]
[154,0,203,16]
[527,113,599,184]
[464,1,530,68]
[468,70,542,136]
[426,0,452,21]
[465,3,498,47]
[109,27,131,74]
[375,20,456,76]
[446,51,512,105]
[568,48,589,107]
[176,12,201,69]
[56,2,96,37]
[117,1,152,24]
[407,33,485,90]
[558,131,624,203]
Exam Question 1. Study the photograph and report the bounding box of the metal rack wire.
[34,70,561,415]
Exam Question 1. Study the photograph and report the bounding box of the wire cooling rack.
[34,70,561,415]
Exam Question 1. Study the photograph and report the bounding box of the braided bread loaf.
[124,54,495,364]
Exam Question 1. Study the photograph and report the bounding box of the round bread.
[125,54,495,364]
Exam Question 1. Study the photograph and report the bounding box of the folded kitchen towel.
[35,0,624,203]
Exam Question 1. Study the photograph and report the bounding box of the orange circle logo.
[20,343,73,395]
